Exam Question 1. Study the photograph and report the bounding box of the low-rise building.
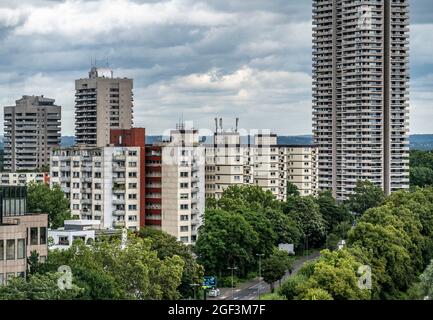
[48,220,98,250]
[0,172,49,186]
[0,186,48,285]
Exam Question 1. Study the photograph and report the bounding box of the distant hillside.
[0,134,431,150]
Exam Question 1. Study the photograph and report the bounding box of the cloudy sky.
[0,0,432,136]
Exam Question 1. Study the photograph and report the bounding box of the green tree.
[284,196,327,248]
[286,182,300,197]
[317,191,352,233]
[195,208,258,277]
[139,227,204,298]
[419,259,433,299]
[278,273,307,300]
[261,249,293,293]
[298,288,334,300]
[346,180,385,216]
[27,182,71,228]
[0,273,83,300]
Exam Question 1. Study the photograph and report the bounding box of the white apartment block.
[0,172,49,186]
[205,130,318,201]
[158,127,205,244]
[312,0,410,200]
[50,146,141,230]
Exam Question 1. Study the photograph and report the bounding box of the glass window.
[30,227,38,245]
[6,240,15,260]
[0,240,3,261]
[17,239,25,259]
[40,227,47,245]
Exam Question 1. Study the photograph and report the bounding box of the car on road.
[208,288,221,297]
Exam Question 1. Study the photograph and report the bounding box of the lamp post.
[256,253,264,300]
[227,266,238,300]
[190,283,200,300]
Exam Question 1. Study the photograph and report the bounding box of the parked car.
[208,288,221,297]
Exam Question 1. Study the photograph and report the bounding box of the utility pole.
[227,266,238,300]
[190,283,200,300]
[256,253,264,300]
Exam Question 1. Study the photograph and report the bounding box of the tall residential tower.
[75,67,133,147]
[4,95,61,172]
[312,0,410,200]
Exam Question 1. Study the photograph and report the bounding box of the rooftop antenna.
[235,118,239,133]
[219,118,223,131]
[214,118,218,133]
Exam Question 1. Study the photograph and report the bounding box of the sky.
[0,0,432,136]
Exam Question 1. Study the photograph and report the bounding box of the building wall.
[0,172,49,186]
[50,146,141,230]
[312,0,410,200]
[4,95,61,172]
[75,68,133,147]
[0,214,48,285]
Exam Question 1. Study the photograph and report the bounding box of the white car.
[208,288,221,297]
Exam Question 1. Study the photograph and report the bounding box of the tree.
[419,259,433,299]
[0,273,83,300]
[284,196,327,248]
[298,288,334,300]
[195,208,259,277]
[317,191,352,233]
[27,182,71,228]
[278,274,307,300]
[346,180,385,216]
[296,249,371,300]
[262,249,293,292]
[286,182,300,197]
[139,228,204,298]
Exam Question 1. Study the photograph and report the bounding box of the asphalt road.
[208,251,320,301]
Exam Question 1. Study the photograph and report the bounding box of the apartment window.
[94,205,102,211]
[95,194,102,200]
[17,239,25,259]
[180,215,189,221]
[95,162,101,168]
[180,172,189,178]
[180,237,189,243]
[128,172,137,178]
[0,274,3,285]
[0,240,3,261]
[73,193,79,200]
[234,176,240,181]
[180,226,189,232]
[52,161,59,167]
[94,183,101,190]
[73,183,80,188]
[52,171,59,177]
[73,204,80,210]
[40,227,47,245]
[30,227,38,245]
[128,194,137,200]
[128,151,137,156]
[73,161,80,168]
[6,240,15,260]
[128,205,137,211]
[180,183,188,189]
[128,215,137,221]
[180,204,189,210]
[73,172,80,178]
[180,193,189,199]
[128,162,137,167]
[128,183,137,189]
[94,172,102,178]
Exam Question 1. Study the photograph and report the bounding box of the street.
[208,251,320,301]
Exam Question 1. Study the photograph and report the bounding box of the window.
[0,274,3,285]
[95,194,102,200]
[128,183,137,189]
[128,172,137,178]
[30,228,38,245]
[180,193,189,199]
[73,204,80,210]
[128,194,137,199]
[73,172,80,178]
[40,227,47,245]
[0,240,3,261]
[17,239,25,259]
[128,151,137,156]
[94,205,102,211]
[180,226,189,232]
[180,237,189,243]
[128,205,137,211]
[94,183,102,190]
[73,193,79,200]
[94,172,102,178]
[180,215,189,221]
[6,240,15,260]
[128,162,137,167]
[180,204,189,210]
[180,172,188,178]
[180,183,188,189]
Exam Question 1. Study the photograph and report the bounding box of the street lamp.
[256,253,264,300]
[227,266,238,300]
[190,283,200,300]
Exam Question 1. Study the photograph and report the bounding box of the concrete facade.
[4,95,61,172]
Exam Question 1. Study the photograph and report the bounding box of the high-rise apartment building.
[50,145,142,230]
[312,0,410,200]
[75,67,133,147]
[4,95,61,172]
